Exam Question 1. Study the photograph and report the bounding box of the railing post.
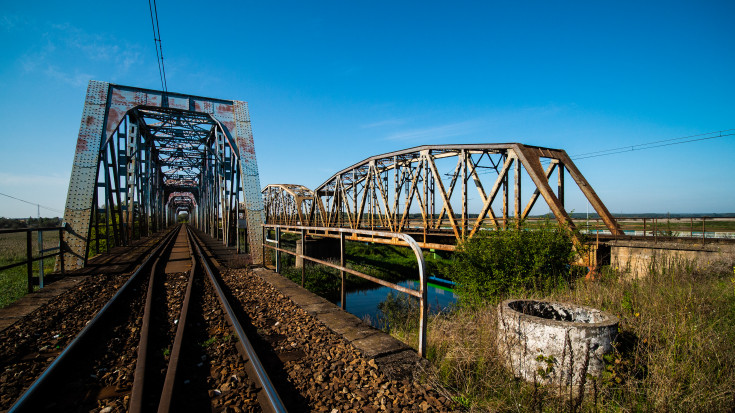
[59,226,65,275]
[690,217,693,238]
[275,227,281,273]
[340,232,346,311]
[301,229,306,287]
[26,230,33,293]
[38,230,44,289]
[262,225,267,266]
[702,218,706,245]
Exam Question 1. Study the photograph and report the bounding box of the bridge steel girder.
[262,184,317,226]
[264,144,622,255]
[57,81,265,271]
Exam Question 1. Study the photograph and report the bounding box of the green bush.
[452,221,574,303]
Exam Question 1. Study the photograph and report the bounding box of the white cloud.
[18,23,143,85]
[44,66,96,87]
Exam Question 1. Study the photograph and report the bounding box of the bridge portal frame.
[58,81,265,271]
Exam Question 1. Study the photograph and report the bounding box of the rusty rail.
[189,227,288,413]
[128,225,182,412]
[8,226,179,413]
[262,224,428,357]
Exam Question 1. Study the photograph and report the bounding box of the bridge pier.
[295,237,340,268]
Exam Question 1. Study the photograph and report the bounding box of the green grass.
[0,231,59,308]
[382,256,735,412]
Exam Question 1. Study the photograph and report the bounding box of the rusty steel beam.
[264,144,621,255]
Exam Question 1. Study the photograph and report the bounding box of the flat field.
[0,231,59,308]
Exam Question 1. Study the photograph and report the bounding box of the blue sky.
[0,1,733,217]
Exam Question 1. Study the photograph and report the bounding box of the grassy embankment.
[264,226,735,410]
[381,237,735,411]
[0,231,59,308]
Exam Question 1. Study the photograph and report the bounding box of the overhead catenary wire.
[472,128,734,175]
[0,191,63,214]
[568,128,735,160]
[148,0,167,92]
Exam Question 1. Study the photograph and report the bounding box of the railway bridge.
[56,81,625,274]
[4,81,730,411]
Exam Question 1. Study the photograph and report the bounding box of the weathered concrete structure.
[605,239,735,278]
[497,299,618,387]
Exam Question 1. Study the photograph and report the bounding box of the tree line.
[0,217,62,229]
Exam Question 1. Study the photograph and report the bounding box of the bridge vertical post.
[26,230,32,293]
[340,232,346,311]
[502,152,508,229]
[275,227,281,273]
[56,80,110,272]
[233,101,266,265]
[58,226,65,275]
[558,163,565,207]
[514,153,521,227]
[301,229,306,287]
[262,225,266,265]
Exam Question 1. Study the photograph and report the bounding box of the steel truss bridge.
[57,81,623,272]
[57,81,264,271]
[263,144,623,253]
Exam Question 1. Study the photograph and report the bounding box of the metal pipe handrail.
[0,226,64,234]
[0,225,67,291]
[262,224,428,357]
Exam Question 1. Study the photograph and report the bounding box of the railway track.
[2,224,454,412]
[8,225,286,412]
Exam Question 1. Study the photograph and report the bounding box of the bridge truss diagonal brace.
[512,144,574,229]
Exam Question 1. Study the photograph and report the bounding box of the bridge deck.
[0,231,169,332]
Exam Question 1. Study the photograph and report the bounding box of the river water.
[334,279,458,328]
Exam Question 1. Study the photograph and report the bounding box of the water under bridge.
[2,81,731,411]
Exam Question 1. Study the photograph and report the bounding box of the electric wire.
[147,0,167,92]
[568,128,734,160]
[466,128,734,175]
[0,191,63,214]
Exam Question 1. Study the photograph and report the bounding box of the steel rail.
[156,228,198,413]
[9,226,180,413]
[188,227,288,413]
[129,225,183,412]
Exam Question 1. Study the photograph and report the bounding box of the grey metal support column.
[233,101,266,265]
[56,80,110,272]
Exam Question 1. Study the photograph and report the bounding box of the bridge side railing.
[262,224,428,357]
[0,226,67,294]
[579,216,735,243]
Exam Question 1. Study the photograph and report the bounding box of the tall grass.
[387,256,735,411]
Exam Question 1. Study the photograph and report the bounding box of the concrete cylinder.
[497,299,618,387]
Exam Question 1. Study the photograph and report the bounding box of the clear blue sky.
[1,1,733,218]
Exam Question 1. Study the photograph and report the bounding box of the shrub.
[452,221,574,303]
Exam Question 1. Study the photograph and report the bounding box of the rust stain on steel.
[58,80,266,271]
[263,143,622,263]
